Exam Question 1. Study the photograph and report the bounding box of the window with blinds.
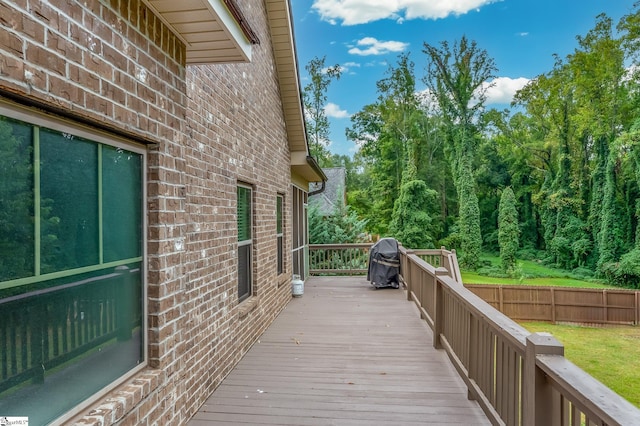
[237,185,252,302]
[276,194,284,275]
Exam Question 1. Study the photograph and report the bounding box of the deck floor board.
[189,276,490,425]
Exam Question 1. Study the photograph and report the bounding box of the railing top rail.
[408,252,529,348]
[309,243,373,249]
[537,354,640,425]
[465,283,637,293]
[409,249,444,255]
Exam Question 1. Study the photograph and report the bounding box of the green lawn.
[522,322,640,408]
[461,255,613,289]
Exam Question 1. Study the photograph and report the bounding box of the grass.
[461,255,614,289]
[521,321,640,408]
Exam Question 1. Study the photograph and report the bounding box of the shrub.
[498,187,519,275]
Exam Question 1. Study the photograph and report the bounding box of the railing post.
[29,302,45,384]
[523,332,564,426]
[404,249,414,301]
[432,267,449,350]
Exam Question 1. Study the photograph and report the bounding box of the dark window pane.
[237,186,252,301]
[277,235,283,275]
[0,263,144,424]
[277,195,283,275]
[103,145,143,262]
[40,129,99,273]
[0,116,34,281]
[276,195,283,234]
[238,244,251,301]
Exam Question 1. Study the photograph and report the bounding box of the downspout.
[306,155,326,196]
[308,180,325,196]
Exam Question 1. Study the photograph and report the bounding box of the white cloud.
[340,62,361,74]
[482,77,530,105]
[517,32,529,37]
[623,64,639,82]
[312,0,499,25]
[325,102,351,118]
[417,77,530,111]
[348,37,409,56]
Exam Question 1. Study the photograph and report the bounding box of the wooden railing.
[0,266,140,394]
[308,244,461,279]
[399,246,640,426]
[466,284,640,325]
[308,243,640,424]
[309,244,372,275]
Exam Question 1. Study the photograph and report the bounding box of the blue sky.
[290,0,636,156]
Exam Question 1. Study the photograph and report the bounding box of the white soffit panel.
[143,0,252,64]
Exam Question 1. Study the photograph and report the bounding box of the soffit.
[142,0,254,64]
[265,0,308,155]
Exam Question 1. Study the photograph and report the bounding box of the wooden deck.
[189,276,490,425]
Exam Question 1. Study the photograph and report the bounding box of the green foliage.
[336,6,640,286]
[463,254,609,287]
[308,200,368,245]
[423,36,496,270]
[346,54,450,238]
[498,187,519,275]
[597,143,625,273]
[456,158,483,270]
[0,118,34,280]
[601,248,640,288]
[303,56,341,166]
[389,179,437,249]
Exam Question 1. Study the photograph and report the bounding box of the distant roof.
[309,167,346,215]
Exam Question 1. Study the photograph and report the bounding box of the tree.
[389,179,438,249]
[308,198,368,244]
[423,36,497,270]
[0,119,34,281]
[498,187,519,275]
[303,56,341,166]
[347,54,442,237]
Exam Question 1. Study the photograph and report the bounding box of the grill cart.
[367,238,400,289]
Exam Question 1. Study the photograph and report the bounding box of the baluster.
[91,283,98,341]
[62,293,70,354]
[100,283,106,336]
[18,308,28,377]
[0,311,6,380]
[116,266,133,341]
[51,296,60,358]
[30,302,44,384]
[70,294,78,351]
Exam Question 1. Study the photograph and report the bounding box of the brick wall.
[0,0,296,424]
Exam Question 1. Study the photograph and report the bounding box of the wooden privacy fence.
[466,284,640,326]
[400,246,640,426]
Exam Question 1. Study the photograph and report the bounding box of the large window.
[0,107,145,425]
[237,185,252,302]
[276,195,284,275]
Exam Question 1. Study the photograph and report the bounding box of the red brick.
[3,1,298,425]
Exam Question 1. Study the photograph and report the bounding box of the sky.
[290,0,637,157]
